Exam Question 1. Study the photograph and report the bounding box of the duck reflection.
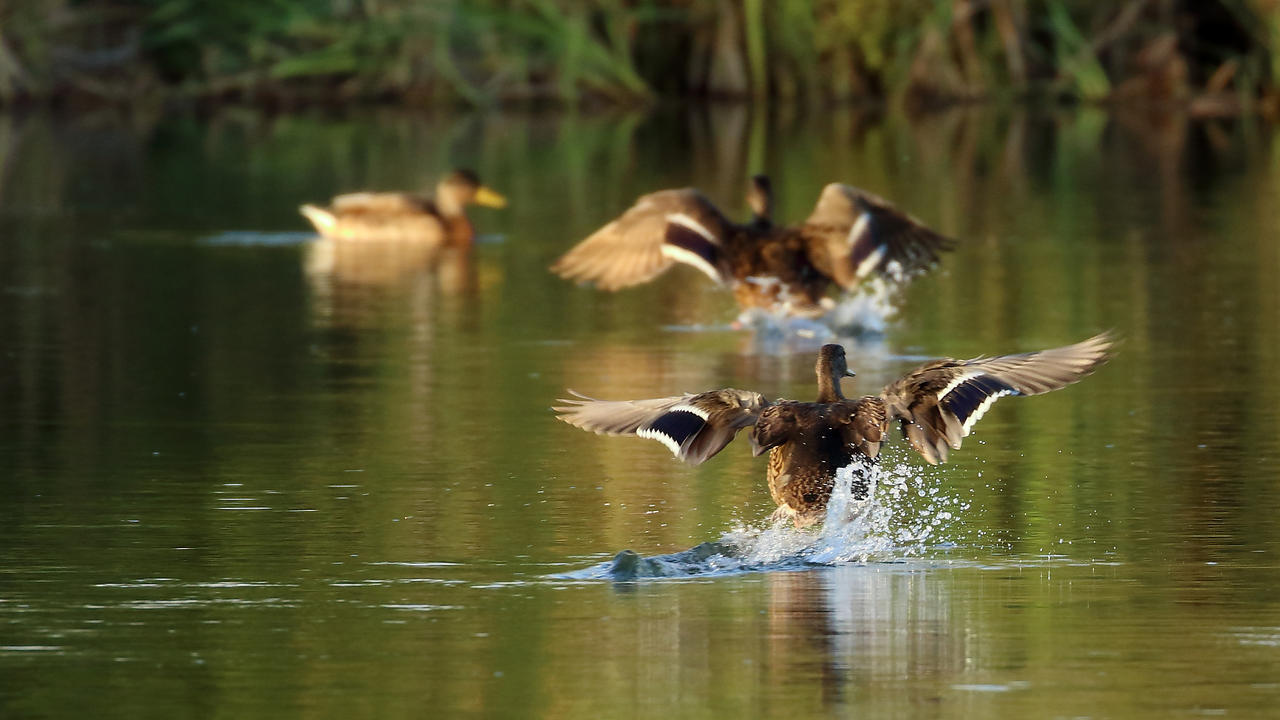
[302,236,489,332]
[591,565,966,714]
[765,566,964,708]
[305,237,477,293]
[300,237,487,463]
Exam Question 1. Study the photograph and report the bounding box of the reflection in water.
[299,235,494,514]
[769,565,964,710]
[304,237,479,297]
[551,563,966,716]
[2,107,1280,719]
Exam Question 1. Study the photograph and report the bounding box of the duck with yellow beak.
[300,169,507,246]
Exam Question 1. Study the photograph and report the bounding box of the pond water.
[1,106,1279,718]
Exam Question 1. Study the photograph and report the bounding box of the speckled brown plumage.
[550,176,955,317]
[554,335,1113,528]
[754,397,887,526]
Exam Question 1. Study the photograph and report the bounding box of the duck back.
[754,397,886,525]
[725,227,830,312]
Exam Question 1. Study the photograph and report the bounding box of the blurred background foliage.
[1,0,1279,114]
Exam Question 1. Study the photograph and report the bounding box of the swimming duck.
[555,334,1113,527]
[299,169,506,244]
[551,175,954,316]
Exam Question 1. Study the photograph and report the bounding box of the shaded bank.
[2,0,1280,114]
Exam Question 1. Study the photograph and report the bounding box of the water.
[2,107,1280,718]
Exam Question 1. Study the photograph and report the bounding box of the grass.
[1,0,1279,111]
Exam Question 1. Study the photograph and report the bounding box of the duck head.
[747,174,773,228]
[815,344,855,402]
[436,169,508,216]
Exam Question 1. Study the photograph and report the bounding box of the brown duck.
[299,169,506,245]
[555,334,1113,527]
[551,175,954,316]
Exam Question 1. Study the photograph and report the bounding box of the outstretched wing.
[880,333,1114,464]
[553,388,769,465]
[550,189,735,290]
[803,183,955,288]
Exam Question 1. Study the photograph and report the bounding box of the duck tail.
[299,204,337,235]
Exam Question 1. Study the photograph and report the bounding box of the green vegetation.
[2,0,1280,111]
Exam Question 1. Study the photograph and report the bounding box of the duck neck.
[435,185,465,218]
[815,365,845,403]
[445,216,475,245]
[747,182,773,228]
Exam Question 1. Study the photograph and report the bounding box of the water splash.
[561,460,969,580]
[734,277,903,354]
[823,276,900,336]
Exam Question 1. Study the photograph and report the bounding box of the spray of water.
[823,276,900,336]
[734,276,903,353]
[563,459,969,580]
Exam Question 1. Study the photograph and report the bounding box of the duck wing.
[551,189,735,290]
[879,333,1114,464]
[331,192,436,216]
[802,183,955,288]
[553,388,769,465]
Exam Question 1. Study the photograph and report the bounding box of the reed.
[0,0,1277,111]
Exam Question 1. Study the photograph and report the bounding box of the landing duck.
[555,334,1113,527]
[300,169,506,244]
[551,175,954,317]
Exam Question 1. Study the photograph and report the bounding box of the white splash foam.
[719,460,967,568]
[823,276,899,336]
[732,275,900,350]
[559,459,971,580]
[735,308,837,352]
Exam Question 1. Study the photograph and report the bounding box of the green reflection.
[1,107,1279,718]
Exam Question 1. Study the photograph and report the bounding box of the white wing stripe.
[661,244,724,285]
[637,427,682,456]
[669,404,709,420]
[846,211,871,246]
[936,371,984,402]
[667,213,718,243]
[855,244,887,279]
[961,389,1014,436]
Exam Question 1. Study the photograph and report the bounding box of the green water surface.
[1,107,1279,718]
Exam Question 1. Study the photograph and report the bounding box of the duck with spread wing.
[555,334,1113,527]
[551,175,955,317]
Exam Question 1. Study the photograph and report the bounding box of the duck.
[554,333,1113,527]
[550,174,954,317]
[299,169,506,245]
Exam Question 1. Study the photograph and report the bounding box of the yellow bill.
[473,186,507,209]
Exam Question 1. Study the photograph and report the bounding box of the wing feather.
[881,333,1114,464]
[331,192,434,216]
[554,388,770,466]
[845,397,888,459]
[551,189,734,290]
[803,183,956,288]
